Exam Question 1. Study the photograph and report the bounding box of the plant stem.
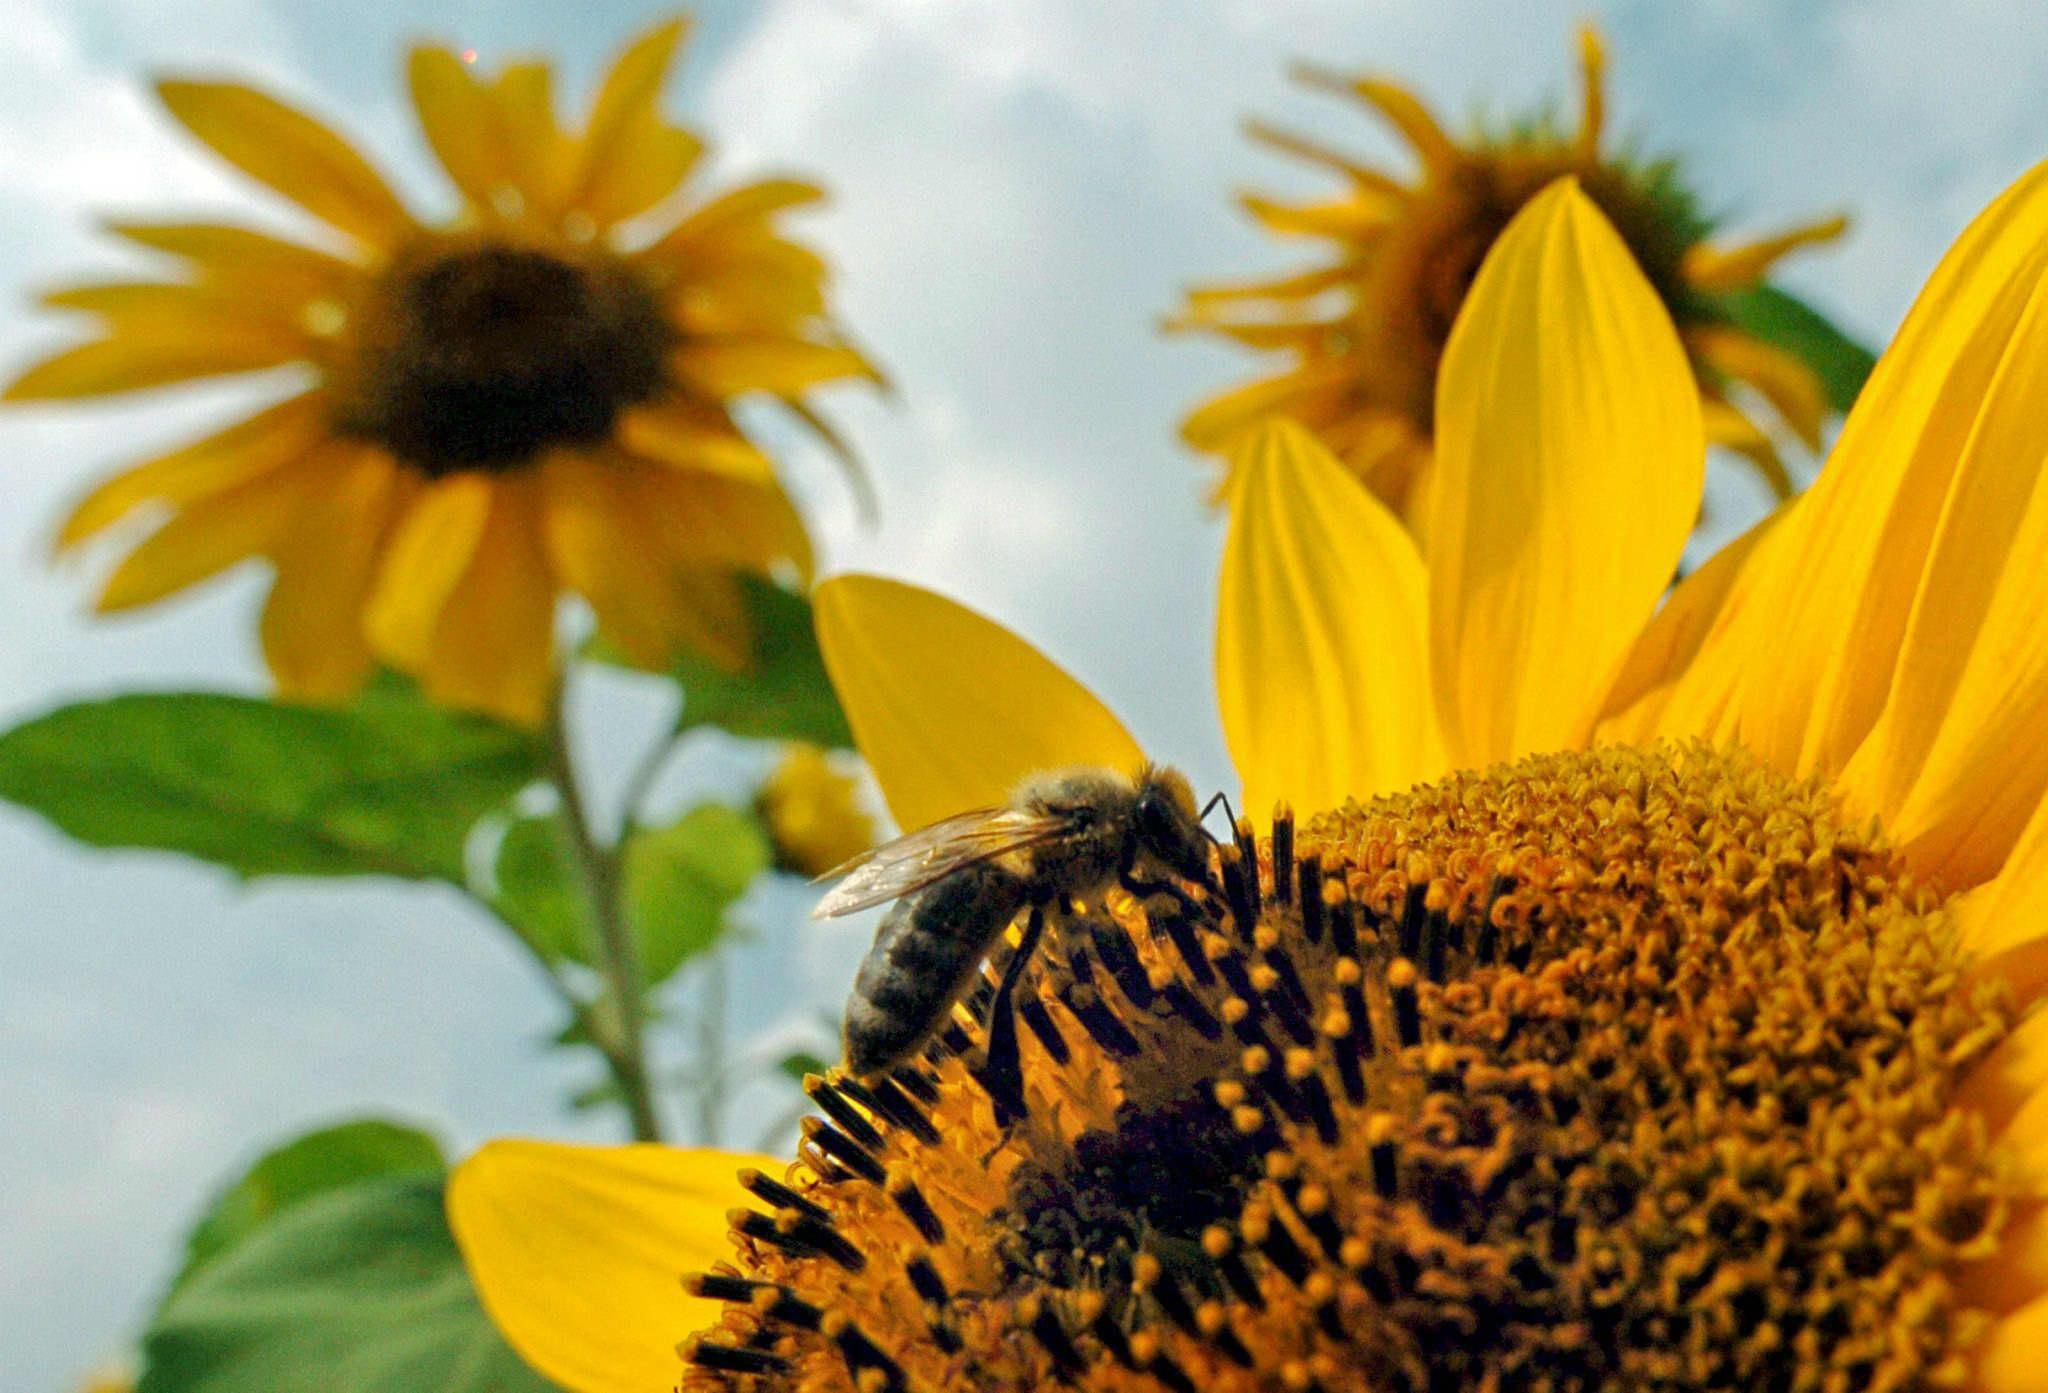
[546,695,663,1143]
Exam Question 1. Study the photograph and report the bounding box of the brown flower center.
[338,242,671,475]
[681,745,2014,1393]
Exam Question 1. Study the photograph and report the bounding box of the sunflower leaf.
[490,813,592,964]
[1712,283,1878,414]
[0,684,544,882]
[624,802,771,983]
[138,1174,555,1393]
[168,1119,446,1302]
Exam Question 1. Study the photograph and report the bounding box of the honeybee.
[815,764,1219,1078]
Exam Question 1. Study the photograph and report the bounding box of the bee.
[814,764,1220,1078]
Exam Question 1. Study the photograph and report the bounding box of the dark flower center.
[341,243,671,475]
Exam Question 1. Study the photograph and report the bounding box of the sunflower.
[447,171,2048,1393]
[1172,24,1865,522]
[7,17,876,724]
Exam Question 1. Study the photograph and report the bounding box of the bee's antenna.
[1197,790,1238,844]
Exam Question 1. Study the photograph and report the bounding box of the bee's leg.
[976,904,1046,1127]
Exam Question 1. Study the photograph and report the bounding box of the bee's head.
[1132,764,1213,885]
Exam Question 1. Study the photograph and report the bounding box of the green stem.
[546,695,663,1143]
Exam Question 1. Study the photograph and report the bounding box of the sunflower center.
[684,745,2014,1393]
[339,242,671,475]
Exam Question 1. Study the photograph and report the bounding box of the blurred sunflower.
[1172,25,1869,521]
[445,172,2048,1393]
[757,742,877,879]
[7,17,878,724]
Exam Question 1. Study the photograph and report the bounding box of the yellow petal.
[1699,161,2048,788]
[492,61,568,215]
[262,449,402,702]
[96,455,318,611]
[1293,67,1458,177]
[540,454,705,670]
[616,402,776,484]
[1700,395,1795,500]
[413,477,559,725]
[640,179,827,262]
[5,328,304,400]
[409,46,505,208]
[364,472,496,667]
[103,220,355,304]
[1216,419,1442,816]
[630,466,814,584]
[1955,791,2048,1010]
[1682,214,1851,293]
[1596,503,1789,744]
[154,79,412,248]
[448,1140,767,1393]
[1691,325,1829,451]
[1240,119,1399,193]
[673,336,876,398]
[58,392,327,546]
[569,18,703,227]
[1962,1202,2048,1315]
[1180,359,1358,451]
[1977,1296,2048,1393]
[1575,23,1607,159]
[1827,267,2048,889]
[1180,261,1366,310]
[814,575,1144,831]
[1239,193,1394,240]
[1426,178,1703,765]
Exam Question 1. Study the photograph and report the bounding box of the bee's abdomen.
[844,862,1028,1077]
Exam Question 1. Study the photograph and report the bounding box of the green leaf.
[490,815,590,963]
[172,1120,446,1300]
[593,578,853,748]
[1712,283,1878,414]
[624,803,772,983]
[140,1175,554,1393]
[0,685,544,881]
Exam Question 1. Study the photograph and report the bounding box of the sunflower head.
[1174,24,1862,517]
[658,741,2018,1393]
[8,17,878,723]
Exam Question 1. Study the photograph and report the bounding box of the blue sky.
[2,0,2043,1385]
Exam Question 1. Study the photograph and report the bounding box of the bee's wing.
[812,806,1074,918]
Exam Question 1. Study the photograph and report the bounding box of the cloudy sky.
[2,0,2043,1384]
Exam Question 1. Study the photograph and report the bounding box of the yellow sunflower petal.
[1216,419,1442,816]
[1240,119,1399,193]
[1691,325,1829,451]
[1963,1202,2048,1315]
[640,180,827,262]
[814,575,1143,831]
[616,403,776,484]
[570,17,703,227]
[1425,178,1703,765]
[1827,275,2048,889]
[1679,161,2048,873]
[1978,1296,2048,1393]
[1596,504,1789,744]
[153,79,412,248]
[103,220,355,306]
[1700,395,1796,500]
[363,472,496,668]
[1239,193,1394,241]
[95,455,318,612]
[1293,67,1458,177]
[1180,359,1358,451]
[492,60,568,214]
[261,448,402,702]
[409,45,506,209]
[540,454,695,670]
[58,392,327,547]
[1954,790,2048,994]
[630,466,814,584]
[448,1140,766,1393]
[1180,261,1366,310]
[1575,23,1607,159]
[412,476,558,725]
[5,327,305,400]
[1682,214,1851,293]
[673,336,875,399]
